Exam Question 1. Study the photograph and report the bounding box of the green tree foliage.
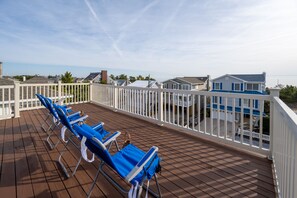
[111,74,155,82]
[280,85,297,103]
[129,76,136,83]
[109,74,115,80]
[61,71,74,83]
[13,75,34,81]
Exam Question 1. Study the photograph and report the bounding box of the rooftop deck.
[0,103,276,197]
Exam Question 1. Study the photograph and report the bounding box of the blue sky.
[1,0,297,86]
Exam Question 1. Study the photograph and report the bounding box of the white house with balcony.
[211,73,266,122]
[163,76,210,107]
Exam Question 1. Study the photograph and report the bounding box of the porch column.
[14,81,20,118]
[269,88,280,159]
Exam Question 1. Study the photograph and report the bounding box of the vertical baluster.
[240,97,244,144]
[210,95,213,135]
[224,97,228,139]
[168,92,171,123]
[198,95,201,132]
[177,93,180,126]
[173,93,175,125]
[217,96,220,137]
[232,98,236,142]
[187,94,189,128]
[8,88,11,115]
[204,95,207,133]
[192,94,195,130]
[249,99,253,146]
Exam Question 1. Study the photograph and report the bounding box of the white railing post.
[114,85,118,110]
[14,81,20,118]
[58,80,62,101]
[89,81,93,102]
[157,84,163,125]
[269,88,280,159]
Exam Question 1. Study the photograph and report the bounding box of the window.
[213,96,218,104]
[243,99,250,107]
[173,84,176,89]
[246,83,259,91]
[213,83,221,90]
[234,83,241,91]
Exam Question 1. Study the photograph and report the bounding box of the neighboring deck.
[0,103,276,197]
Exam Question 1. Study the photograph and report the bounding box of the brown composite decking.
[0,103,276,198]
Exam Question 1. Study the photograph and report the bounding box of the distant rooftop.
[84,72,101,81]
[164,76,209,84]
[231,73,266,82]
[128,80,157,88]
[23,76,52,84]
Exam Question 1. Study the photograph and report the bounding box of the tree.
[129,76,136,83]
[61,71,73,83]
[118,74,128,80]
[136,75,144,80]
[280,85,297,103]
[145,75,155,81]
[110,74,115,80]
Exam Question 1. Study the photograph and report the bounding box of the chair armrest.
[102,131,121,146]
[125,146,159,182]
[68,111,81,119]
[57,99,64,105]
[70,115,88,125]
[92,122,104,130]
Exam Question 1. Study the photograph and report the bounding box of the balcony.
[0,82,296,197]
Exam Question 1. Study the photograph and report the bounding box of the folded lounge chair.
[73,124,162,198]
[55,105,119,178]
[42,96,86,150]
[36,94,72,132]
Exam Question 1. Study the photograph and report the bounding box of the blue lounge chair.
[36,94,72,132]
[73,124,162,198]
[55,105,119,178]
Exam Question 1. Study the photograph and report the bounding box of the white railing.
[91,84,271,155]
[0,81,90,119]
[0,85,15,119]
[271,96,297,198]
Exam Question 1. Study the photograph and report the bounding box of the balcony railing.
[0,81,296,197]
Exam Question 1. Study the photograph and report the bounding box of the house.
[84,70,113,84]
[163,76,210,91]
[22,75,54,84]
[127,80,158,88]
[211,72,266,122]
[113,79,129,86]
[163,76,210,108]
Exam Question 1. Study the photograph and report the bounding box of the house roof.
[213,73,266,83]
[127,80,157,88]
[23,76,52,84]
[165,76,209,85]
[84,72,100,81]
[231,74,266,82]
[114,79,127,86]
[0,78,15,85]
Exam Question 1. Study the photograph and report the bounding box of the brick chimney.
[0,62,2,78]
[101,70,107,84]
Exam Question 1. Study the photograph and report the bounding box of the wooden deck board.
[0,103,275,198]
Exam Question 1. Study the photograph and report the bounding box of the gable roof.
[231,74,265,82]
[165,76,208,85]
[84,72,101,81]
[212,73,266,83]
[23,76,52,84]
[128,80,157,88]
[0,78,15,85]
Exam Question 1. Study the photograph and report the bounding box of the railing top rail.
[20,83,58,86]
[62,83,90,86]
[273,97,297,135]
[0,85,14,88]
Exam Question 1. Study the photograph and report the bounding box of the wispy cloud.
[83,0,123,57]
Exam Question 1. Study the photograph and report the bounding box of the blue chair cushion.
[112,144,160,185]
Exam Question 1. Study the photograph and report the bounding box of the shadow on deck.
[0,103,275,197]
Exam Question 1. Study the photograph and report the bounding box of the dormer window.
[213,83,221,90]
[234,83,241,91]
[246,83,259,91]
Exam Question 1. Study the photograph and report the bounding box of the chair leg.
[58,139,71,178]
[46,122,60,150]
[57,135,82,178]
[142,174,162,198]
[41,113,52,132]
[87,164,102,198]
